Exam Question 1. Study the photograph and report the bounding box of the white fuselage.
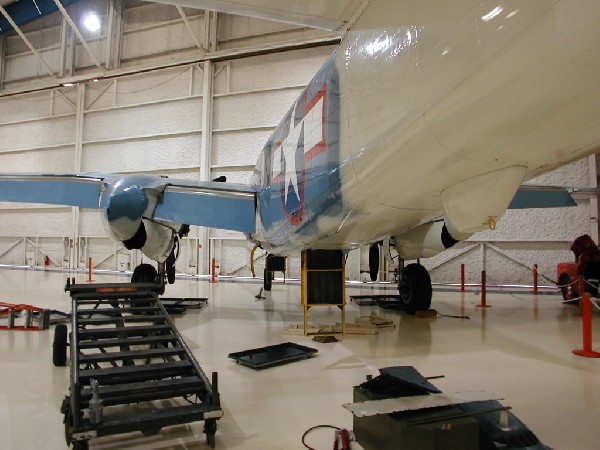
[298,0,600,251]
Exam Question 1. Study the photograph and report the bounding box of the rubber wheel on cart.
[204,419,217,448]
[131,263,158,283]
[72,441,89,450]
[53,324,68,367]
[559,274,579,303]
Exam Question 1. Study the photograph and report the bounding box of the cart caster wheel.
[141,428,160,436]
[53,324,68,366]
[204,419,217,448]
[72,441,89,450]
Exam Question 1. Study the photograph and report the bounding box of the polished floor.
[1,267,599,450]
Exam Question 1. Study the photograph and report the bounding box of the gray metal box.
[353,387,479,450]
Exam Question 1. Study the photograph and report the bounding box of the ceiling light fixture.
[83,12,101,32]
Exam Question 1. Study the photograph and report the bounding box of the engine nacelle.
[99,174,177,263]
[393,221,461,261]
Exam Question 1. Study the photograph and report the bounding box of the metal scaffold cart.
[57,282,222,449]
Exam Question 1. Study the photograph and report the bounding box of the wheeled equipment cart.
[57,282,222,449]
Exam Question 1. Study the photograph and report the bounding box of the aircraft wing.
[148,0,364,30]
[153,179,256,233]
[508,185,577,209]
[0,174,104,209]
[0,173,257,233]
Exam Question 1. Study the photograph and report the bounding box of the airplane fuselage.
[251,0,600,255]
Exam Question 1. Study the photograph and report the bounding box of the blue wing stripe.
[508,188,576,209]
[0,178,101,209]
[154,189,256,233]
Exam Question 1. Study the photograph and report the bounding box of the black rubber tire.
[72,441,89,450]
[559,274,579,303]
[131,263,157,283]
[263,268,273,291]
[369,244,379,282]
[204,419,217,448]
[53,324,68,367]
[399,263,432,314]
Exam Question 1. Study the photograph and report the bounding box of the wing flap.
[153,183,256,233]
[0,175,103,209]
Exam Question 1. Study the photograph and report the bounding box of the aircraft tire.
[53,324,68,367]
[399,263,432,314]
[131,263,157,283]
[263,268,273,291]
[369,244,379,282]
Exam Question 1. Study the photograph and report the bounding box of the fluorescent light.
[83,12,101,32]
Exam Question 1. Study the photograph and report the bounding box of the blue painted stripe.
[508,188,576,209]
[154,190,256,233]
[0,179,101,208]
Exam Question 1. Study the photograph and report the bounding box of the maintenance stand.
[57,282,222,449]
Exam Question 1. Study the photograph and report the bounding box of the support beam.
[204,11,218,53]
[59,17,70,77]
[105,0,124,70]
[177,5,205,51]
[0,5,56,78]
[1,35,341,97]
[197,11,218,274]
[0,35,5,91]
[52,0,103,68]
[199,59,213,273]
[72,83,85,269]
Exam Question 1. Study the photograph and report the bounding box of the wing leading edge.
[0,174,104,209]
[0,173,257,233]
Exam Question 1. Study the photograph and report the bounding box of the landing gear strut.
[398,262,432,314]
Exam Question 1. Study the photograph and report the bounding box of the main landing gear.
[130,224,190,294]
[398,262,432,314]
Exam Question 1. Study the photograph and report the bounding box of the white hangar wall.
[0,0,597,286]
[0,0,336,278]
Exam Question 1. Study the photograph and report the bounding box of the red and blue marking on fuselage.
[256,52,341,249]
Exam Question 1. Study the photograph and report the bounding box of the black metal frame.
[62,282,222,448]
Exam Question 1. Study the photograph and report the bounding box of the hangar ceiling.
[0,0,341,97]
[0,0,83,34]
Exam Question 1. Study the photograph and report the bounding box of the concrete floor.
[1,267,599,449]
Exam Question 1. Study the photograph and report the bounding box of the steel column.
[72,83,85,269]
[105,0,124,70]
[0,34,5,91]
